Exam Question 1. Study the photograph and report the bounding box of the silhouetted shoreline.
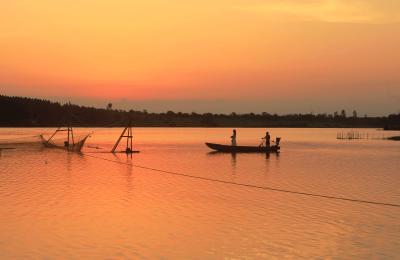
[1,95,399,129]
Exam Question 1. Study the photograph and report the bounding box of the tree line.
[1,95,399,129]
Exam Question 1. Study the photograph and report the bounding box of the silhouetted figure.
[262,131,271,147]
[275,137,281,146]
[231,129,237,146]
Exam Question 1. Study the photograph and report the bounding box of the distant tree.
[201,113,216,126]
[317,113,327,119]
[352,110,358,118]
[333,111,339,118]
[340,109,346,118]
[0,94,390,128]
[106,103,113,110]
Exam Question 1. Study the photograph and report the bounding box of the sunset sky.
[1,0,399,115]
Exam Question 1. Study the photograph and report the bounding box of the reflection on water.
[117,155,135,203]
[231,152,236,173]
[0,128,399,259]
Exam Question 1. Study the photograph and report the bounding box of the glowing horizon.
[1,0,399,115]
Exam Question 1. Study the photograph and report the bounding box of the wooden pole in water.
[67,126,70,146]
[126,127,129,150]
[111,119,135,153]
[71,126,75,145]
[125,125,133,153]
[111,127,127,153]
[47,127,60,142]
[130,127,133,152]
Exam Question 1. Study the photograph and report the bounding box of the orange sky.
[0,0,399,114]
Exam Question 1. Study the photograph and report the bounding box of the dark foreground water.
[0,128,399,259]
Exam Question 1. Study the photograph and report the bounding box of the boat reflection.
[231,152,237,173]
[207,150,280,174]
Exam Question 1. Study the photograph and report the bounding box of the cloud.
[236,0,400,24]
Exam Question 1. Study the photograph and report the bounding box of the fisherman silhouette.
[231,129,237,146]
[262,131,270,147]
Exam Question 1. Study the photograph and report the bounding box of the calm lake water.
[0,128,399,259]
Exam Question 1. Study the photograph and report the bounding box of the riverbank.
[1,95,400,128]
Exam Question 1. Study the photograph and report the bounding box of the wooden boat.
[40,126,90,152]
[205,142,280,153]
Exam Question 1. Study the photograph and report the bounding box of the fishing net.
[39,130,90,146]
[0,130,91,149]
[0,135,42,146]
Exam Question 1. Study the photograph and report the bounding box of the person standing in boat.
[231,129,237,146]
[262,131,271,147]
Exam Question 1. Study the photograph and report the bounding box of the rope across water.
[84,153,400,208]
